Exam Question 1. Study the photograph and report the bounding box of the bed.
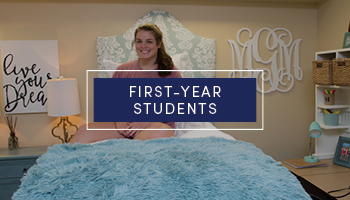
[12,10,311,200]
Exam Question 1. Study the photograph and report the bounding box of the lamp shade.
[309,121,322,138]
[47,77,81,117]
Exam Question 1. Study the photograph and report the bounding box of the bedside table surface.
[304,171,350,192]
[0,146,48,160]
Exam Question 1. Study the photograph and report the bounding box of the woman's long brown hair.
[134,23,174,77]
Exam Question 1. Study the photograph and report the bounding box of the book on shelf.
[283,158,328,169]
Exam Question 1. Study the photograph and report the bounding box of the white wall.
[0,2,317,161]
[317,0,350,51]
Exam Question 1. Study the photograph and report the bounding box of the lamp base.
[51,116,78,143]
[304,155,319,163]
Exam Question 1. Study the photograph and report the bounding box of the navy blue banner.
[94,78,256,122]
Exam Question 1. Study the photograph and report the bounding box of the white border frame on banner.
[86,70,264,131]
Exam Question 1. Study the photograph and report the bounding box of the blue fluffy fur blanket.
[13,137,311,200]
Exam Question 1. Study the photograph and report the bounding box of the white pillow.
[179,130,235,140]
[174,122,206,137]
[171,52,189,70]
[103,59,122,78]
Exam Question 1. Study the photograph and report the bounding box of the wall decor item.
[333,136,350,168]
[343,32,350,48]
[5,115,19,150]
[0,40,60,114]
[343,21,350,48]
[228,28,302,93]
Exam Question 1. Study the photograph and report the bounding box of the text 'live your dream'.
[2,54,52,112]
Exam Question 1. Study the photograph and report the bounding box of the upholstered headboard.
[96,10,216,78]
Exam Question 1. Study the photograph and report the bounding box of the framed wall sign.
[343,21,350,48]
[343,32,350,48]
[0,40,60,114]
[333,136,350,168]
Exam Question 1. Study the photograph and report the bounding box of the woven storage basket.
[333,58,350,86]
[312,60,333,85]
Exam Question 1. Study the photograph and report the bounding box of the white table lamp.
[47,76,81,143]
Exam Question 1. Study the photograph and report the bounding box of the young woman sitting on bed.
[70,23,182,144]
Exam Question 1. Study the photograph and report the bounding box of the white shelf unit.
[314,48,350,159]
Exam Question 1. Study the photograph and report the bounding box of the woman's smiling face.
[135,30,160,60]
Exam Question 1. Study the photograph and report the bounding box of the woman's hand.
[115,122,129,137]
[126,122,151,137]
[115,122,151,138]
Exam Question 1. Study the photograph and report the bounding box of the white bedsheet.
[89,122,234,145]
[179,122,235,140]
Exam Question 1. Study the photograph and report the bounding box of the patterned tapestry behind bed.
[96,10,216,78]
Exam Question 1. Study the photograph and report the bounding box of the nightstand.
[0,146,48,200]
[282,159,350,200]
